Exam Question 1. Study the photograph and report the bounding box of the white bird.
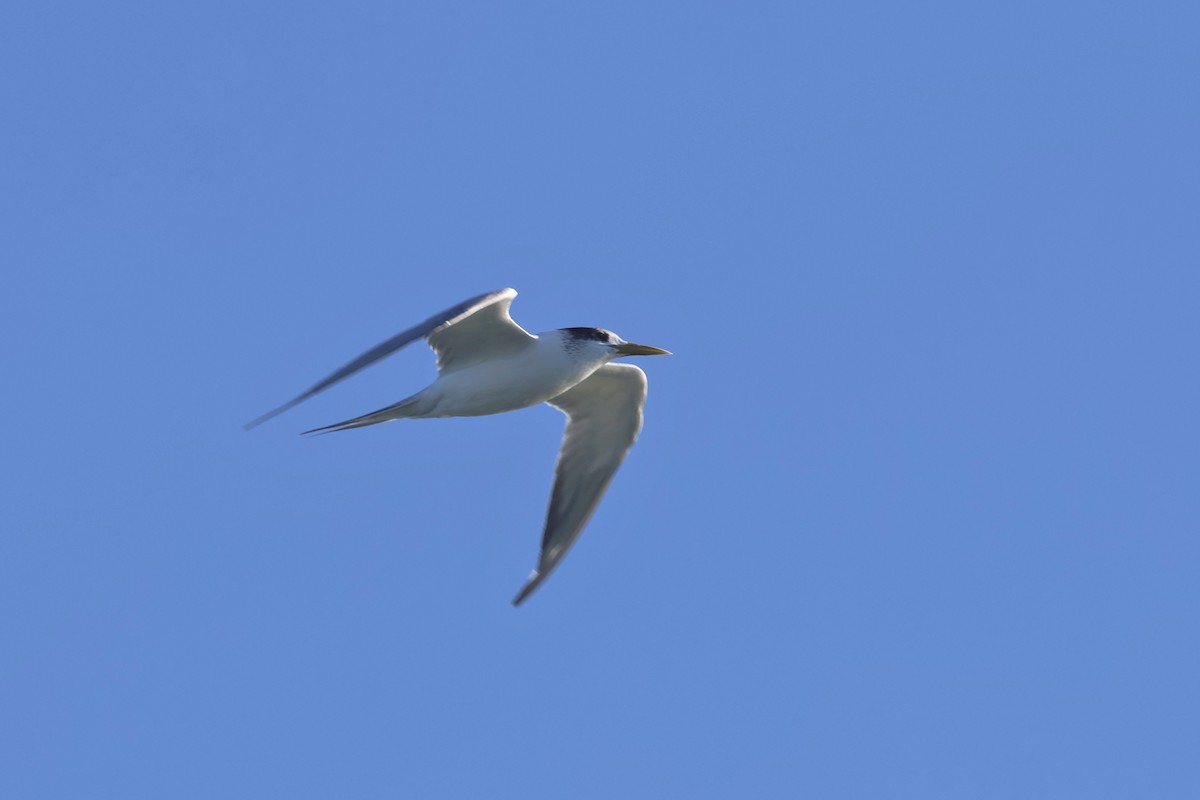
[246,288,670,605]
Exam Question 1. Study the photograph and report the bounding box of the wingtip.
[511,570,545,607]
[243,409,279,431]
[243,396,306,432]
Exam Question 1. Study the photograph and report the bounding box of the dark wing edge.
[244,288,514,430]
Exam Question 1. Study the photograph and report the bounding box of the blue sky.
[3,2,1198,797]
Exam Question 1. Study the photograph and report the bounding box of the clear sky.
[3,2,1198,798]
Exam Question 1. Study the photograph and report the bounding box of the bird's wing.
[426,287,535,373]
[246,288,530,429]
[513,363,648,606]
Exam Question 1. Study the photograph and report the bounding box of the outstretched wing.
[245,288,530,430]
[513,363,649,606]
[426,288,534,372]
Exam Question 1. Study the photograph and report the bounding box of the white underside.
[408,335,604,418]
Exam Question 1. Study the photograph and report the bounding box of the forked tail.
[302,397,419,435]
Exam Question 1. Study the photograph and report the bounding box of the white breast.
[420,334,605,417]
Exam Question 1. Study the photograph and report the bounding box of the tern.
[246,288,670,605]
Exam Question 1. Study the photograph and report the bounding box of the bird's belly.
[424,356,593,417]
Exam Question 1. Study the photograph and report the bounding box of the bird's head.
[559,327,671,360]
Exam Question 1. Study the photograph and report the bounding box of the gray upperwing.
[512,363,648,605]
[245,288,514,430]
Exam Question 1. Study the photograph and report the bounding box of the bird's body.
[385,331,609,419]
[246,289,669,605]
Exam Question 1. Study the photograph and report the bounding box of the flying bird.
[246,288,670,605]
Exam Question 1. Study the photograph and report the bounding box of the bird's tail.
[302,397,420,435]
